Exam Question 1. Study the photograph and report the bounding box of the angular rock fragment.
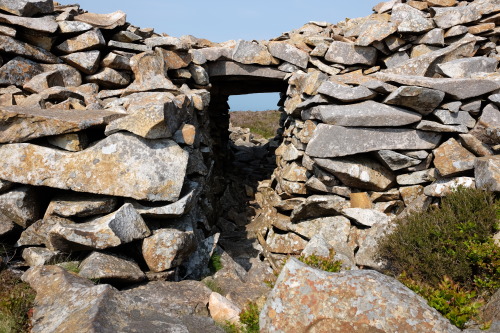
[79,252,145,283]
[85,68,130,88]
[306,124,441,158]
[0,0,53,17]
[416,120,468,133]
[231,40,275,66]
[0,133,189,201]
[47,133,89,152]
[317,81,376,103]
[268,41,308,69]
[182,233,219,280]
[433,138,476,177]
[324,41,377,66]
[209,292,241,326]
[260,259,460,333]
[266,228,307,254]
[108,40,150,52]
[61,50,101,75]
[475,155,500,192]
[390,3,435,33]
[101,51,132,70]
[0,211,14,236]
[290,195,348,222]
[424,177,476,197]
[58,21,93,34]
[397,169,438,185]
[315,156,395,191]
[45,194,118,218]
[384,86,444,115]
[55,29,105,54]
[0,35,59,64]
[0,186,39,228]
[376,150,421,170]
[159,49,192,70]
[459,134,493,157]
[437,57,498,78]
[432,6,482,29]
[49,203,150,251]
[342,208,390,227]
[22,247,60,267]
[0,12,58,33]
[470,103,500,145]
[0,106,123,143]
[433,109,476,128]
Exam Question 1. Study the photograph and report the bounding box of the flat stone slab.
[0,35,59,64]
[475,155,500,192]
[373,72,500,100]
[0,106,124,143]
[268,41,309,69]
[312,100,421,127]
[305,124,442,158]
[0,0,53,17]
[74,11,126,30]
[0,12,58,33]
[317,81,376,103]
[324,41,377,65]
[79,252,146,283]
[207,61,286,80]
[0,132,189,201]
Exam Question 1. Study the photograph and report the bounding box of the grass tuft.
[0,269,35,333]
[230,110,281,139]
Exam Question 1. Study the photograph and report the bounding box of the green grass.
[377,187,500,328]
[0,269,35,333]
[230,110,281,139]
[298,249,343,273]
[208,253,223,274]
[203,278,224,295]
[220,302,260,333]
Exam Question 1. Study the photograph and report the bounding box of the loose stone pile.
[0,0,499,331]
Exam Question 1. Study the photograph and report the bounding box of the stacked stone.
[0,0,219,282]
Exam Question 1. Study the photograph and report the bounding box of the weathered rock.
[58,21,93,34]
[231,40,275,66]
[79,252,146,283]
[397,169,438,185]
[47,132,89,152]
[317,81,376,103]
[56,29,105,54]
[433,138,476,176]
[437,57,498,78]
[383,86,445,115]
[399,185,425,206]
[85,68,130,88]
[22,265,223,333]
[290,195,348,222]
[306,124,442,158]
[433,109,476,128]
[459,133,494,157]
[101,51,132,70]
[0,106,123,143]
[124,51,177,95]
[357,21,397,47]
[0,212,13,236]
[324,41,377,66]
[74,11,126,30]
[61,50,101,75]
[268,41,309,69]
[432,6,482,29]
[0,35,59,64]
[143,225,196,272]
[0,12,57,33]
[475,155,500,192]
[416,28,444,46]
[354,219,395,268]
[260,258,460,333]
[416,120,468,133]
[470,103,500,145]
[424,177,476,197]
[207,61,286,80]
[49,203,150,251]
[108,40,150,53]
[45,194,118,218]
[0,133,189,201]
[15,216,73,247]
[0,186,39,228]
[266,228,307,254]
[182,233,219,280]
[22,247,60,267]
[159,49,192,70]
[342,208,390,227]
[0,0,53,17]
[374,72,500,100]
[315,156,396,191]
[383,37,475,77]
[375,150,421,170]
[390,3,435,33]
[288,216,350,240]
[209,292,241,325]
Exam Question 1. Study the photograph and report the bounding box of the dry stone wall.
[0,0,499,292]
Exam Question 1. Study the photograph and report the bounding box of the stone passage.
[0,0,499,332]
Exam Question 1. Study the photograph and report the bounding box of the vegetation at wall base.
[208,253,223,274]
[0,269,35,333]
[378,187,500,328]
[298,249,343,273]
[229,110,281,139]
[221,302,260,333]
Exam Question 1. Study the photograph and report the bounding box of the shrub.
[378,187,499,290]
[298,249,343,273]
[208,253,223,274]
[377,187,500,328]
[239,302,260,333]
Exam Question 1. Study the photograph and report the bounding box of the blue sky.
[67,1,382,110]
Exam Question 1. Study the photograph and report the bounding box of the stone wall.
[0,0,499,284]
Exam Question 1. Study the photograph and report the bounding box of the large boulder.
[260,258,460,333]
